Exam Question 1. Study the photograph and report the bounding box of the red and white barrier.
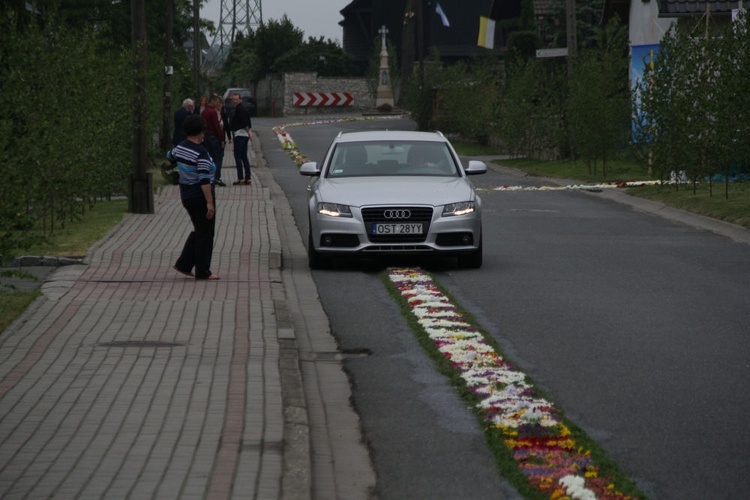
[293,92,353,107]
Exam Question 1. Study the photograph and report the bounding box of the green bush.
[636,15,750,190]
[0,12,170,261]
[566,19,630,176]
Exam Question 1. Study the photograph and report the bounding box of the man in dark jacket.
[172,98,194,147]
[229,93,253,185]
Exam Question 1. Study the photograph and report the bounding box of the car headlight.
[442,202,475,217]
[317,202,353,218]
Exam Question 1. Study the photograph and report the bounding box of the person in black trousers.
[229,93,253,185]
[167,115,220,280]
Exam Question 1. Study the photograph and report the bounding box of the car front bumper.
[310,205,482,255]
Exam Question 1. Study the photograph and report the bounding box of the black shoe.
[216,180,226,186]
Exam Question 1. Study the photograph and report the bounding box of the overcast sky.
[202,0,351,44]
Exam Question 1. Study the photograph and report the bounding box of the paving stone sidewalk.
[0,135,375,499]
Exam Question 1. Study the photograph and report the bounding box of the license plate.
[372,223,423,235]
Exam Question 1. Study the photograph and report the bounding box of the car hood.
[316,176,476,207]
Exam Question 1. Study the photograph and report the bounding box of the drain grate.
[97,340,183,348]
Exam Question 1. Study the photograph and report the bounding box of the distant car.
[300,130,487,269]
[222,87,256,116]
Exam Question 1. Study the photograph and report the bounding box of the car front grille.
[361,206,434,243]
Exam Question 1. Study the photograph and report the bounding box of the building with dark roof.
[603,0,748,46]
[339,0,521,74]
[656,0,748,17]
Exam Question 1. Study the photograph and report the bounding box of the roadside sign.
[293,92,353,107]
[536,48,569,58]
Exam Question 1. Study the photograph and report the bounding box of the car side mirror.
[464,160,488,175]
[299,161,321,176]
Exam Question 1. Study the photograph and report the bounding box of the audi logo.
[383,209,411,219]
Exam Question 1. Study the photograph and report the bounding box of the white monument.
[375,25,395,109]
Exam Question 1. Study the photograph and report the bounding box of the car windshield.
[325,141,459,178]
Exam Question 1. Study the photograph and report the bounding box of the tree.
[218,15,304,84]
[0,1,199,258]
[709,13,750,195]
[10,0,205,50]
[273,37,357,76]
[637,21,719,183]
[403,53,441,131]
[497,58,566,158]
[430,56,501,142]
[566,18,630,176]
[504,0,540,67]
[216,32,260,89]
[218,16,356,90]
[253,16,304,79]
[540,0,606,50]
[0,11,134,258]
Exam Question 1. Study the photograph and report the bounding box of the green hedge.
[0,14,176,261]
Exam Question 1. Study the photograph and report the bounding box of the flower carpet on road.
[479,180,662,192]
[273,126,308,166]
[272,115,406,166]
[387,267,641,499]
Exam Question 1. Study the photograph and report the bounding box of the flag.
[477,16,495,49]
[435,2,450,27]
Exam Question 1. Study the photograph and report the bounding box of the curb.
[9,256,83,267]
[249,133,313,499]
[252,128,377,499]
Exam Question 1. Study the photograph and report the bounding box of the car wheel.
[307,227,329,269]
[457,236,482,269]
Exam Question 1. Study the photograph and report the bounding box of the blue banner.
[631,44,660,143]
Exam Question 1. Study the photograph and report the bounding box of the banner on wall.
[631,44,660,142]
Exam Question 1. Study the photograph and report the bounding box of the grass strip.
[20,199,128,258]
[1,198,128,336]
[382,267,645,499]
[0,290,41,335]
[628,182,750,228]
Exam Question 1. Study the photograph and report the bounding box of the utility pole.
[400,0,429,127]
[193,0,201,100]
[566,0,578,79]
[129,0,154,214]
[162,0,174,151]
[401,0,416,97]
[417,0,424,79]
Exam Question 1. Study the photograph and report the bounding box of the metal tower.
[205,0,262,72]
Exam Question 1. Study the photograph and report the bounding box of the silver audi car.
[299,130,487,269]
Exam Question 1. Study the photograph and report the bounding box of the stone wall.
[256,72,374,117]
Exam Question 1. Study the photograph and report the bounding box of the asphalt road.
[256,116,750,499]
[437,180,750,499]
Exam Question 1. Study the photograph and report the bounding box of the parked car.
[222,87,256,116]
[299,130,487,269]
